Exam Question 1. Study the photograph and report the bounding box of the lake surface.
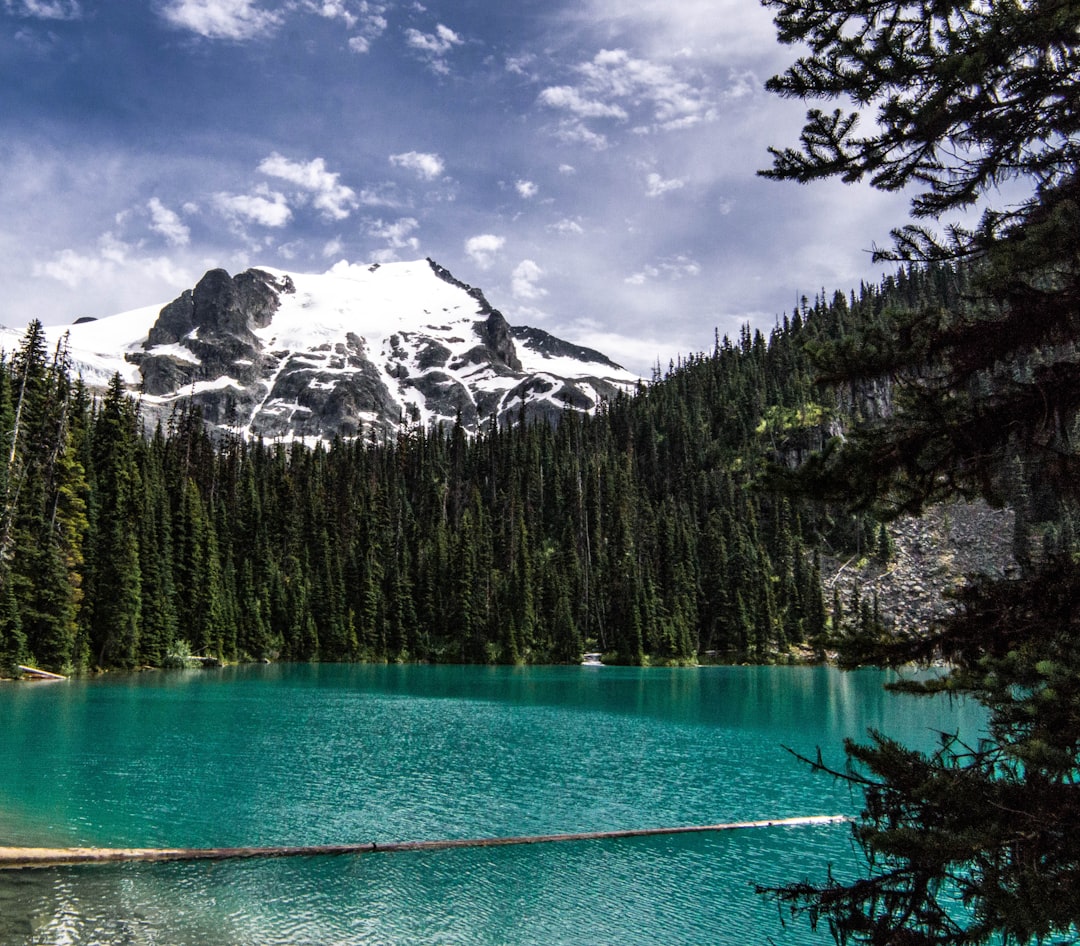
[0,664,985,945]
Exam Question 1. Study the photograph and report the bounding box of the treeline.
[0,265,956,673]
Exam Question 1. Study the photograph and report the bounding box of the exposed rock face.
[146,268,291,346]
[823,499,1018,641]
[102,259,640,441]
[133,268,297,398]
[510,326,625,372]
[473,311,522,372]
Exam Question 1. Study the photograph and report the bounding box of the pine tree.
[758,0,1080,941]
[4,327,87,670]
[135,429,178,665]
[85,374,142,669]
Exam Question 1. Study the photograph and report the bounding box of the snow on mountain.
[1,259,640,440]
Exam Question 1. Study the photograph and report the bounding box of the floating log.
[16,665,67,681]
[0,815,849,869]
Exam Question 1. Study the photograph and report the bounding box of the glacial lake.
[0,663,985,945]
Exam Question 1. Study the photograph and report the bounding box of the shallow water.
[0,664,985,945]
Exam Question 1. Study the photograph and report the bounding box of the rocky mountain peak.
[12,259,639,442]
[145,267,295,348]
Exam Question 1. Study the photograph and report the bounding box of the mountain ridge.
[1,259,640,441]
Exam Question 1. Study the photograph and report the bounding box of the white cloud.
[343,2,388,53]
[34,233,189,290]
[213,188,292,227]
[405,22,461,54]
[538,48,715,144]
[511,260,547,301]
[722,69,758,102]
[35,248,110,287]
[305,0,356,27]
[322,237,344,257]
[404,23,463,74]
[160,0,281,40]
[577,0,779,66]
[389,151,445,181]
[368,217,420,251]
[549,218,584,235]
[258,153,358,220]
[625,255,701,284]
[505,54,535,77]
[551,119,609,150]
[538,86,627,121]
[147,197,190,247]
[645,172,685,197]
[515,180,538,199]
[355,184,403,208]
[464,234,505,269]
[5,0,81,18]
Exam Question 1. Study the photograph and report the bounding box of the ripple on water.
[0,665,982,946]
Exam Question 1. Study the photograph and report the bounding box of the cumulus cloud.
[34,233,189,289]
[645,172,685,197]
[515,180,538,199]
[160,0,281,40]
[505,54,535,77]
[36,248,113,287]
[549,218,584,235]
[538,86,627,121]
[578,0,780,67]
[511,260,547,301]
[162,0,389,46]
[464,234,504,269]
[368,216,420,251]
[404,23,463,74]
[305,0,356,26]
[147,197,190,247]
[258,153,358,220]
[389,151,445,181]
[340,1,388,53]
[625,255,701,285]
[213,188,292,228]
[355,183,403,208]
[5,0,81,18]
[538,48,715,144]
[551,119,609,150]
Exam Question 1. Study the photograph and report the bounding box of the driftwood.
[16,665,67,681]
[0,815,849,869]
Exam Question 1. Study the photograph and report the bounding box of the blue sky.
[1,0,910,373]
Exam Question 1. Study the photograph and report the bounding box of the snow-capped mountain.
[2,259,640,440]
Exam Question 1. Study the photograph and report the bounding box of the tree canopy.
[1,309,859,675]
[759,0,1080,943]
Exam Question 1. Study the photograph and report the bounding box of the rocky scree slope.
[822,499,1018,649]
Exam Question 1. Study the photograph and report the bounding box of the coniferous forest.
[0,265,989,675]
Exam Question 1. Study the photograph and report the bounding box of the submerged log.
[0,815,849,869]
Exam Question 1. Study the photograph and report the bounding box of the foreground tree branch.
[759,0,1080,941]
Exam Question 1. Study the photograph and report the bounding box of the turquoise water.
[0,664,985,945]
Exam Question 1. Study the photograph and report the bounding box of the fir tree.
[758,0,1080,941]
[85,374,142,669]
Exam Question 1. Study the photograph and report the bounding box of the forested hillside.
[0,264,1011,674]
